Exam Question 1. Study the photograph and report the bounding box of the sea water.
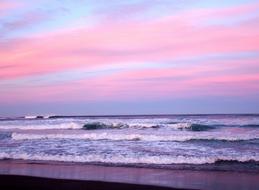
[0,115,259,171]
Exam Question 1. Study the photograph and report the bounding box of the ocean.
[0,114,259,172]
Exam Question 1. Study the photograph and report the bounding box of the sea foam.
[0,152,258,165]
[11,131,259,142]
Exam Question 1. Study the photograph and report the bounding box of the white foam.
[0,152,258,165]
[24,116,38,119]
[167,123,192,129]
[11,131,259,141]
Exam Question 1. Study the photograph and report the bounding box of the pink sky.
[0,0,259,115]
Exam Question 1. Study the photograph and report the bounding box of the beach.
[0,175,180,190]
[0,160,259,190]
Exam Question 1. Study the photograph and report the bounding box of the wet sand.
[0,160,259,190]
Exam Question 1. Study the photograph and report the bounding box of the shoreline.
[0,160,259,189]
[0,158,258,173]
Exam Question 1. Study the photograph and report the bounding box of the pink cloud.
[0,1,22,16]
[2,11,51,32]
[0,1,18,10]
[182,1,259,20]
[3,72,258,104]
[1,18,259,79]
[0,1,259,104]
[1,56,259,104]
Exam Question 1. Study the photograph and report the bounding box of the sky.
[0,0,259,116]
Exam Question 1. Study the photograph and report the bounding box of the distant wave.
[11,132,259,142]
[24,116,43,119]
[240,124,259,128]
[0,152,258,165]
[24,115,55,119]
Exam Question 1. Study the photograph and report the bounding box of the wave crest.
[167,123,215,131]
[82,122,214,131]
[1,120,258,131]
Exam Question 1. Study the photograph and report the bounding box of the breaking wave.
[0,121,215,131]
[1,120,259,132]
[82,122,215,131]
[167,123,215,131]
[0,152,258,165]
[11,132,259,142]
[24,115,55,119]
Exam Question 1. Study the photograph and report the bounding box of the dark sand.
[0,175,185,190]
[0,160,259,190]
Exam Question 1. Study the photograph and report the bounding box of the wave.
[24,115,43,119]
[0,122,81,130]
[0,132,11,140]
[240,124,259,128]
[167,123,215,131]
[11,132,259,142]
[1,120,259,132]
[0,152,258,165]
[83,122,128,130]
[82,122,214,131]
[0,121,214,131]
[24,115,55,119]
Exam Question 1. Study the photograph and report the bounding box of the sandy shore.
[0,175,184,190]
[0,160,259,190]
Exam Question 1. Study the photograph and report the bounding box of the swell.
[0,122,81,130]
[0,152,258,165]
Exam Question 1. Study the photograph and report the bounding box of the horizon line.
[1,113,259,119]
